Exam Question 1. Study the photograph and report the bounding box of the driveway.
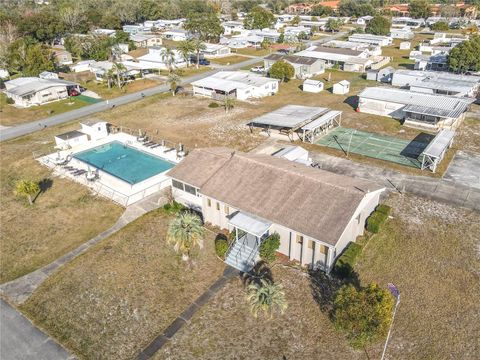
[443,151,480,190]
[0,299,73,360]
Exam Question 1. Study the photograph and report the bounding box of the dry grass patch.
[0,93,92,126]
[234,48,270,57]
[456,116,480,153]
[21,209,225,360]
[0,126,122,283]
[210,55,249,65]
[79,78,159,99]
[155,265,363,360]
[356,194,480,360]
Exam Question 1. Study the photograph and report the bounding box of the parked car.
[250,66,265,73]
[190,57,210,66]
[68,89,80,96]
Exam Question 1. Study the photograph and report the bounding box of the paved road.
[0,57,263,142]
[0,299,73,360]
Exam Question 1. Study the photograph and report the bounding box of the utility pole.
[381,283,401,360]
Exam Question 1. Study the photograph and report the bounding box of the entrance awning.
[228,211,272,238]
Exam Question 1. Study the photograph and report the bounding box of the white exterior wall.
[172,186,203,211]
[303,83,323,93]
[54,134,89,148]
[358,97,405,119]
[7,85,69,107]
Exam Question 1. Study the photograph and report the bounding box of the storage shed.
[303,79,324,93]
[333,80,350,94]
[54,130,89,149]
[400,41,411,50]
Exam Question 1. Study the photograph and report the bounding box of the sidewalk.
[0,192,166,305]
[0,299,74,360]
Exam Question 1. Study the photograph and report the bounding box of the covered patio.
[301,110,342,143]
[225,211,272,272]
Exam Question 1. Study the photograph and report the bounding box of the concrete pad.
[0,300,72,360]
[443,151,480,190]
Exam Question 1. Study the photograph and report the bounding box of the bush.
[366,210,388,234]
[333,283,394,348]
[365,15,392,36]
[163,201,185,214]
[269,61,295,82]
[259,232,280,262]
[431,21,449,31]
[6,97,14,105]
[376,204,391,216]
[334,242,362,278]
[208,102,219,108]
[215,237,229,258]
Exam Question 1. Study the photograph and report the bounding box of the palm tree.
[246,279,288,319]
[166,212,204,261]
[167,72,181,96]
[106,62,127,89]
[160,47,177,73]
[176,40,195,67]
[15,179,40,206]
[223,96,235,113]
[192,38,206,69]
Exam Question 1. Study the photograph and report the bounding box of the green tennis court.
[317,127,432,168]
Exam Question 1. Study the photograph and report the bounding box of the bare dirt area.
[0,125,123,283]
[21,209,226,360]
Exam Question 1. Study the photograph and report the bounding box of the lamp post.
[381,283,400,360]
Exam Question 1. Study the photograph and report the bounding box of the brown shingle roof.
[264,53,284,61]
[285,55,322,65]
[168,148,383,245]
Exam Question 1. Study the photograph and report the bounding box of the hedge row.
[366,204,391,234]
[334,242,362,278]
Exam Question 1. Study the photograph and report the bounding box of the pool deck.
[39,132,182,206]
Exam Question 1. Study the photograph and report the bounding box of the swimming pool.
[74,141,175,184]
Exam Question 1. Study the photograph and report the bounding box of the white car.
[250,66,265,73]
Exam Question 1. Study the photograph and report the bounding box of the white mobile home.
[201,43,231,58]
[296,46,370,71]
[162,29,190,41]
[348,34,393,47]
[167,147,385,273]
[357,87,474,129]
[264,54,325,78]
[4,77,80,108]
[137,47,187,70]
[389,27,414,40]
[392,70,479,97]
[191,71,279,101]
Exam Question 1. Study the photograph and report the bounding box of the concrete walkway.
[0,57,264,142]
[136,266,238,360]
[0,192,166,305]
[0,299,74,360]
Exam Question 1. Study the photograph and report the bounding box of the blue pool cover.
[74,141,175,184]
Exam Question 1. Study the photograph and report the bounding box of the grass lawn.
[234,47,270,57]
[152,194,480,360]
[79,78,159,99]
[0,125,123,283]
[21,209,226,360]
[210,55,249,65]
[0,94,92,127]
[159,66,213,77]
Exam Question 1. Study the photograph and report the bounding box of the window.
[216,202,220,211]
[172,180,184,191]
[207,198,211,207]
[308,240,314,249]
[319,245,328,254]
[224,205,229,214]
[184,184,197,196]
[296,234,303,244]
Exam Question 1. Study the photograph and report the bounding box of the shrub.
[163,201,185,214]
[215,237,229,258]
[6,97,14,104]
[334,242,362,278]
[269,61,295,82]
[431,21,449,31]
[333,283,394,348]
[376,204,391,216]
[366,210,388,234]
[259,232,280,262]
[208,102,219,108]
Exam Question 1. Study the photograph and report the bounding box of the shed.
[366,69,379,81]
[303,79,324,93]
[54,130,88,149]
[80,120,109,140]
[400,41,411,50]
[333,80,350,95]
